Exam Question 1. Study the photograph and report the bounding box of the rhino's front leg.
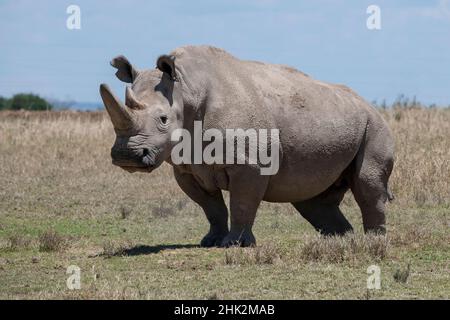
[173,167,229,247]
[220,167,269,247]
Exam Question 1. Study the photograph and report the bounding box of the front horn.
[99,84,134,130]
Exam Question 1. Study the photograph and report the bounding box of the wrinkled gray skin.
[100,46,394,247]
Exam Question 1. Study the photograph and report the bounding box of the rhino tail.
[387,187,395,202]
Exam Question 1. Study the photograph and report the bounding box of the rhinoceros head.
[100,54,183,173]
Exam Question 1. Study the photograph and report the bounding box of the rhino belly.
[262,112,366,202]
[263,152,356,202]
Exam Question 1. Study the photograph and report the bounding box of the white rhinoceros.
[100,46,394,247]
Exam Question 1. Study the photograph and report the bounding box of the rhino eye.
[160,115,168,125]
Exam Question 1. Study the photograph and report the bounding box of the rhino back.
[174,46,382,202]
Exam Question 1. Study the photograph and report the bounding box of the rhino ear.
[110,55,139,83]
[156,55,178,81]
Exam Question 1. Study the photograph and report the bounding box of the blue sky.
[1,0,450,106]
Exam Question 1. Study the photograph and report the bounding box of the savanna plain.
[0,105,449,299]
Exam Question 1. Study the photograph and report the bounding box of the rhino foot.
[220,230,256,248]
[200,231,228,247]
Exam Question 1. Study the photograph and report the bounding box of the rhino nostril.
[142,148,149,157]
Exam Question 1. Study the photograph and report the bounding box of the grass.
[224,243,281,265]
[38,230,66,252]
[0,107,449,299]
[6,235,31,251]
[300,233,389,263]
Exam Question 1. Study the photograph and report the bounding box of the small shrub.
[393,264,411,283]
[102,240,133,258]
[102,241,117,257]
[300,233,389,263]
[120,206,131,219]
[7,235,31,251]
[301,236,347,263]
[224,243,280,265]
[152,201,176,218]
[390,227,430,246]
[39,230,65,252]
[364,234,390,259]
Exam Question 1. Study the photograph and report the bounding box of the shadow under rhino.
[116,244,199,256]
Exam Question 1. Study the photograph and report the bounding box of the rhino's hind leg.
[349,125,394,234]
[350,158,394,234]
[292,183,353,235]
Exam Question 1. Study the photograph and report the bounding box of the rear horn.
[125,87,145,110]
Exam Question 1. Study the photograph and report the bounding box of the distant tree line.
[0,93,53,111]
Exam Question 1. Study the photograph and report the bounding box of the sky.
[1,0,450,106]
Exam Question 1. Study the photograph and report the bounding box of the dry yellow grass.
[1,108,448,209]
[382,107,450,206]
[0,107,449,299]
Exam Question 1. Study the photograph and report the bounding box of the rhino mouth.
[113,162,155,173]
[111,154,157,172]
[111,144,161,173]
